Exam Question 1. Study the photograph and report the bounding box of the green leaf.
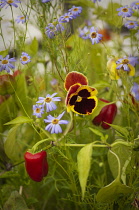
[3,191,30,210]
[77,143,93,200]
[106,124,129,139]
[25,37,38,56]
[96,178,133,203]
[0,171,20,179]
[4,116,33,125]
[4,125,23,162]
[108,141,132,181]
[0,50,8,57]
[89,127,108,142]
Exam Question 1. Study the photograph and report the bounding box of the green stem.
[109,149,121,181]
[31,138,53,153]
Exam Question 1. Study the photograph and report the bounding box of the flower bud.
[24,151,48,182]
[92,98,117,129]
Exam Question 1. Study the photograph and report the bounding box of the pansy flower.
[117,5,134,18]
[58,12,73,23]
[0,0,21,9]
[33,104,44,118]
[130,1,139,9]
[20,52,31,65]
[89,27,103,45]
[64,71,98,115]
[15,15,28,24]
[0,54,16,73]
[68,6,82,18]
[124,20,139,29]
[44,111,68,134]
[37,93,61,112]
[107,56,137,80]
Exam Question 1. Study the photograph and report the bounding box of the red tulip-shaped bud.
[92,98,117,129]
[24,151,48,182]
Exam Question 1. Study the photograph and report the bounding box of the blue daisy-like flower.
[116,56,138,71]
[45,23,64,38]
[68,6,82,18]
[124,20,139,29]
[78,26,90,40]
[117,5,134,18]
[92,0,101,2]
[89,27,103,44]
[0,0,21,9]
[0,55,16,73]
[58,12,73,23]
[42,0,51,2]
[37,93,61,112]
[130,1,139,9]
[20,52,31,65]
[33,104,44,118]
[131,82,139,101]
[15,15,28,24]
[44,111,69,134]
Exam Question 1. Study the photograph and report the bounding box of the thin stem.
[10,6,16,55]
[109,149,121,181]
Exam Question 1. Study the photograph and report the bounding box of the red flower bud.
[24,151,48,182]
[92,98,117,129]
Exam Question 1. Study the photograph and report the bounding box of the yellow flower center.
[7,0,14,3]
[45,97,52,103]
[52,119,59,124]
[73,8,78,11]
[122,59,129,64]
[76,96,82,102]
[122,8,128,12]
[136,3,139,5]
[36,108,40,113]
[20,16,25,20]
[64,16,69,18]
[2,60,8,64]
[22,56,28,61]
[91,32,97,38]
[129,22,134,25]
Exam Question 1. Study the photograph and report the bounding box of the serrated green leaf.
[77,143,93,200]
[4,125,23,162]
[96,179,133,203]
[3,191,30,210]
[4,116,33,125]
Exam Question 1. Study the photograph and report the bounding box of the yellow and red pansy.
[64,71,98,115]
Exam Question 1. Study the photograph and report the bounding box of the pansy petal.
[65,83,81,105]
[64,71,88,91]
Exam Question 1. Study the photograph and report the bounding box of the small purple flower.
[116,56,137,71]
[131,83,139,101]
[78,26,90,40]
[33,104,44,118]
[0,0,21,9]
[20,52,31,65]
[44,111,69,134]
[58,12,73,23]
[45,23,64,38]
[42,0,51,2]
[92,0,101,2]
[130,1,139,9]
[124,20,139,29]
[117,5,134,18]
[37,93,61,112]
[68,6,82,18]
[15,15,28,24]
[89,27,103,44]
[0,55,16,73]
